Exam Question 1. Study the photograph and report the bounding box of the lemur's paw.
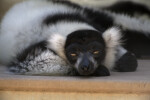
[92,65,110,76]
[9,65,29,74]
[114,52,138,72]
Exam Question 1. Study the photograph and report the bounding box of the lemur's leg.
[113,46,138,72]
[103,1,150,16]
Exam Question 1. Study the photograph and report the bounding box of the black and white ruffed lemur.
[0,0,150,76]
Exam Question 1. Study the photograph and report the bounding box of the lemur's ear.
[102,27,122,69]
[47,34,67,60]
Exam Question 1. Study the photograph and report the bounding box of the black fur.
[74,65,110,76]
[51,0,82,9]
[44,1,114,32]
[122,29,150,58]
[50,0,114,30]
[92,65,110,76]
[83,8,114,31]
[65,30,106,75]
[65,30,105,48]
[43,13,87,25]
[43,9,114,32]
[114,52,137,72]
[103,1,150,16]
[15,41,57,62]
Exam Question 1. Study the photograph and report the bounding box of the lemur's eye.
[70,53,77,57]
[93,51,99,55]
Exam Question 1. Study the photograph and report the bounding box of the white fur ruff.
[9,49,74,75]
[102,27,121,69]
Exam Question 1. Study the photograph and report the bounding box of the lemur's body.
[0,0,150,76]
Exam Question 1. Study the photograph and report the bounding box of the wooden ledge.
[0,60,150,94]
[0,78,150,94]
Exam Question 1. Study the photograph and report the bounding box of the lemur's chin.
[77,71,94,76]
[77,67,96,76]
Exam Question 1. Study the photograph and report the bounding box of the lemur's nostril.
[81,65,90,71]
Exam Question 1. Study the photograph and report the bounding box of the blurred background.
[0,0,150,20]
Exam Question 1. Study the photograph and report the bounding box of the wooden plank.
[0,78,150,94]
[0,91,150,100]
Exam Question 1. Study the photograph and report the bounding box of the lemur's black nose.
[78,61,94,76]
[78,53,93,72]
[77,53,96,75]
[81,64,90,71]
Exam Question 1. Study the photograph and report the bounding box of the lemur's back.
[0,0,86,64]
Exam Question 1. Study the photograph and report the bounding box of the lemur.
[0,0,150,76]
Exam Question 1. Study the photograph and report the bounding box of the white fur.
[111,13,150,35]
[0,0,76,64]
[102,27,122,69]
[47,34,67,60]
[46,21,96,60]
[9,49,73,75]
[43,21,96,37]
[0,0,95,64]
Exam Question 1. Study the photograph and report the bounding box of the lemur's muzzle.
[78,53,95,75]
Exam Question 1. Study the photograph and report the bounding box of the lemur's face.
[65,30,106,75]
[65,42,105,75]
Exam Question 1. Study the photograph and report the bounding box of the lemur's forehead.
[68,41,103,49]
[65,41,104,53]
[65,30,105,48]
